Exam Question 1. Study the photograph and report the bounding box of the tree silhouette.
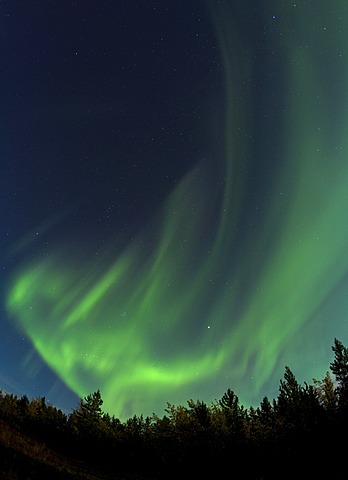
[0,339,347,479]
[330,338,348,410]
[313,371,337,412]
[70,389,104,437]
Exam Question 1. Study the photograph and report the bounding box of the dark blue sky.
[2,1,348,418]
[2,0,224,411]
[2,1,220,231]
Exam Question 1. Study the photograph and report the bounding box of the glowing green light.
[6,1,348,417]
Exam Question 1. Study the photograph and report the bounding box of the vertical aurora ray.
[6,1,348,417]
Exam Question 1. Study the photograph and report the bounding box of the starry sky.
[2,0,348,419]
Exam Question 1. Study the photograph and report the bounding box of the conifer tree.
[71,389,104,436]
[330,338,348,408]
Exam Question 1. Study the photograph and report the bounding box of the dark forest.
[0,338,347,479]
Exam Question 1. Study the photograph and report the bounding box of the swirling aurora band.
[6,2,348,418]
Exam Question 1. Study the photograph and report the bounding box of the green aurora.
[6,1,348,418]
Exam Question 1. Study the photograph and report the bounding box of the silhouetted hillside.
[0,338,347,479]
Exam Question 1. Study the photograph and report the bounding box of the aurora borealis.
[3,1,348,418]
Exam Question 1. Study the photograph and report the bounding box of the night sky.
[2,1,348,419]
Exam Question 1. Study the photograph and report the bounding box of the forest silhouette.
[0,338,347,479]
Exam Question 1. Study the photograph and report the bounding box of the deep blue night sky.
[2,1,348,418]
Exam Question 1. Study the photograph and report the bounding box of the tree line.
[0,338,347,479]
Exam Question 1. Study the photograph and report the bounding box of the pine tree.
[218,388,247,438]
[330,338,348,408]
[277,366,302,416]
[313,371,337,411]
[71,390,104,436]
